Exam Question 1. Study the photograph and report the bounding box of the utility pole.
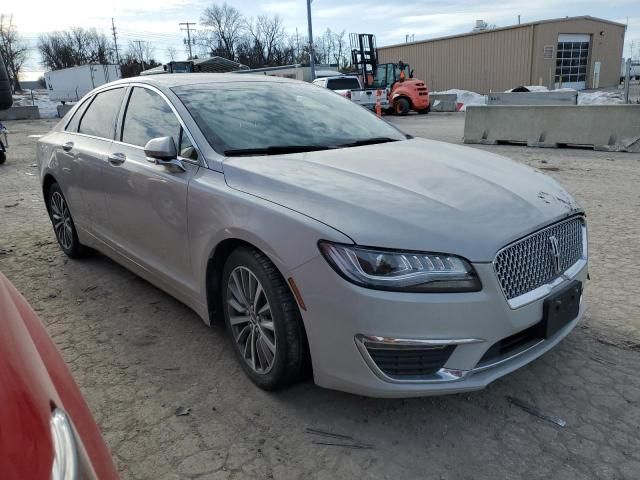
[624,57,631,104]
[111,18,121,64]
[306,0,315,80]
[180,22,197,59]
[133,40,146,70]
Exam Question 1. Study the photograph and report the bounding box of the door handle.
[107,152,126,165]
[62,141,74,152]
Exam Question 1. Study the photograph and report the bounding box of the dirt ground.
[1,114,639,480]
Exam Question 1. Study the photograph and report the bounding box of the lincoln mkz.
[37,74,588,397]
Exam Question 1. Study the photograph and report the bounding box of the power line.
[118,29,183,40]
[179,22,196,59]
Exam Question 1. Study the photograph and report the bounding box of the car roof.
[319,75,358,80]
[105,73,302,89]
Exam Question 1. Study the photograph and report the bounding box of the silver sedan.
[37,74,588,397]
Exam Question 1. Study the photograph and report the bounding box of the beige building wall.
[378,17,625,93]
[531,18,626,89]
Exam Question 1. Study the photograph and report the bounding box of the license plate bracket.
[543,281,582,338]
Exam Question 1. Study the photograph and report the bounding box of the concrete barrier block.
[464,105,640,153]
[0,106,41,120]
[488,91,578,106]
[430,94,458,112]
[57,104,73,118]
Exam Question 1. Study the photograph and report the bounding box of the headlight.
[318,241,481,292]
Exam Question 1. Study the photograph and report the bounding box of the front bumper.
[291,257,587,398]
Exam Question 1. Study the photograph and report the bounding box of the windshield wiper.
[334,137,400,148]
[224,145,331,156]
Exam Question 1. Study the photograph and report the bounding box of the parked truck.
[312,75,390,110]
[44,64,122,103]
[620,59,640,82]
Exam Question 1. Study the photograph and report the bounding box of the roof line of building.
[379,15,627,50]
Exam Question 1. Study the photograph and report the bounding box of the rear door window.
[326,78,360,90]
[77,88,125,139]
[64,97,92,133]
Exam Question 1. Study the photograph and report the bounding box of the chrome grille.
[494,217,585,300]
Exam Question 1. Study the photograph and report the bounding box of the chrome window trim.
[354,334,483,384]
[119,83,207,168]
[58,131,115,143]
[493,216,587,309]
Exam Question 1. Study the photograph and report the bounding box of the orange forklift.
[350,33,430,115]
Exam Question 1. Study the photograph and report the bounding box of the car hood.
[222,138,581,262]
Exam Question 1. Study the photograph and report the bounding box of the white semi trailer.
[44,64,121,103]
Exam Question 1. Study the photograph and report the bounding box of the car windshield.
[326,77,360,90]
[172,81,406,155]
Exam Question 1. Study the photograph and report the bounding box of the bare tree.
[200,2,244,60]
[333,30,348,69]
[127,40,156,69]
[38,28,114,71]
[0,14,29,91]
[246,15,285,66]
[166,46,178,61]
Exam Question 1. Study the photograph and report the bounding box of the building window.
[555,41,589,84]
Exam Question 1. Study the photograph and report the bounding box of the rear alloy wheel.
[222,247,307,390]
[394,97,410,115]
[47,183,86,258]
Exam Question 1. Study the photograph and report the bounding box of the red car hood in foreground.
[0,272,118,480]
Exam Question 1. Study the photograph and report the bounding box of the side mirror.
[144,136,185,172]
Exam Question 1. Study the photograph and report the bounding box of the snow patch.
[577,90,625,105]
[432,89,486,111]
[435,86,628,110]
[12,89,64,119]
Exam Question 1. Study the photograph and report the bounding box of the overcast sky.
[7,0,640,78]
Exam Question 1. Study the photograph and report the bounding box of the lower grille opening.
[477,321,545,368]
[365,343,455,379]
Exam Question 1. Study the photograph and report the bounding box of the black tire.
[221,246,308,391]
[394,97,410,115]
[418,105,431,114]
[0,150,5,165]
[46,182,87,258]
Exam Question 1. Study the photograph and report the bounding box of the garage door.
[555,34,590,90]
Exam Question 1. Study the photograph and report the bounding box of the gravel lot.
[1,114,639,480]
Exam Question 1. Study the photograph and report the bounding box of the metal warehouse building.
[378,16,626,93]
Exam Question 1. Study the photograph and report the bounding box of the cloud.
[7,0,640,72]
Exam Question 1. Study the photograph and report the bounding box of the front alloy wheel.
[227,266,277,374]
[221,247,308,390]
